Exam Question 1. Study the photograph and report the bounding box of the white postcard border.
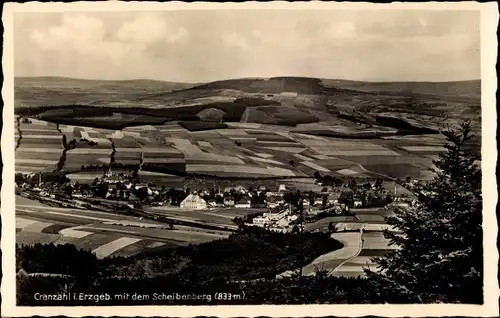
[2,2,499,317]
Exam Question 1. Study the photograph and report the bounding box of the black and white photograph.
[1,2,498,317]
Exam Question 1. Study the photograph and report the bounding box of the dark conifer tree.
[367,120,482,304]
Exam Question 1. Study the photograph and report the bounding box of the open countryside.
[11,7,487,308]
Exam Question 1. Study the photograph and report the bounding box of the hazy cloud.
[14,10,480,82]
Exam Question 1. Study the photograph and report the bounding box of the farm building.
[180,193,208,210]
[223,196,235,206]
[233,185,248,194]
[280,92,298,98]
[267,196,284,208]
[235,197,251,209]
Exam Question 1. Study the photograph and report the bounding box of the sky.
[14,10,480,83]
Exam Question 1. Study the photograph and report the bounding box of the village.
[15,166,418,234]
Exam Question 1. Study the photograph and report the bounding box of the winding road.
[276,230,364,278]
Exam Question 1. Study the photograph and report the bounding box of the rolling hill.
[14,76,481,136]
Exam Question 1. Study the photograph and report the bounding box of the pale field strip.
[362,237,400,250]
[44,210,115,222]
[186,153,245,164]
[262,146,307,154]
[266,167,296,176]
[357,215,386,222]
[166,138,204,155]
[60,125,76,133]
[310,154,332,160]
[335,222,396,232]
[59,228,94,239]
[100,158,141,164]
[312,148,401,156]
[18,128,61,134]
[80,225,140,236]
[15,168,46,174]
[198,141,213,148]
[106,131,124,139]
[90,138,113,145]
[282,177,316,184]
[280,232,362,278]
[159,128,187,133]
[142,147,183,154]
[400,146,447,152]
[16,217,38,229]
[102,221,168,228]
[256,141,301,146]
[186,164,293,176]
[114,148,142,152]
[20,134,62,139]
[202,211,238,220]
[124,125,157,131]
[123,131,151,142]
[293,153,314,161]
[92,237,142,259]
[226,122,263,129]
[300,161,331,172]
[82,127,99,133]
[249,156,286,165]
[139,171,180,177]
[142,158,186,164]
[192,96,236,102]
[27,119,50,126]
[337,168,359,175]
[348,256,378,266]
[15,148,63,153]
[292,133,329,141]
[147,242,166,248]
[15,159,59,165]
[216,129,249,136]
[67,174,106,181]
[172,229,229,238]
[259,124,292,133]
[229,137,258,141]
[299,138,390,148]
[80,131,91,140]
[68,148,112,155]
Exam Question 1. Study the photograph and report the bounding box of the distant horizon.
[15,11,480,82]
[14,75,482,85]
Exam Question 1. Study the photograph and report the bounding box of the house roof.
[181,194,207,205]
[235,198,251,204]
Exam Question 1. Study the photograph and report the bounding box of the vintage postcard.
[1,1,499,317]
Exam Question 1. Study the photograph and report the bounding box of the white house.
[234,198,251,209]
[253,216,271,226]
[314,196,324,206]
[278,184,288,192]
[180,193,207,210]
[234,185,247,194]
[223,196,235,206]
[266,196,284,209]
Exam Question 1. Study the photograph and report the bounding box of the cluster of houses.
[250,210,300,233]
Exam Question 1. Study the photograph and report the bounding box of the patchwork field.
[15,120,64,173]
[15,196,231,258]
[15,114,445,183]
